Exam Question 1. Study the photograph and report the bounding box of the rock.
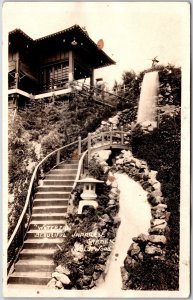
[113,216,121,226]
[124,255,138,271]
[95,264,106,272]
[98,220,106,228]
[101,121,107,125]
[109,192,119,200]
[116,158,124,165]
[138,252,144,261]
[111,180,118,188]
[47,278,57,288]
[151,207,167,219]
[111,187,119,194]
[132,233,148,243]
[148,227,167,235]
[151,219,167,229]
[55,264,71,276]
[101,214,110,223]
[108,199,115,206]
[141,181,152,191]
[147,193,161,206]
[135,160,142,169]
[148,235,167,244]
[151,190,162,198]
[128,243,141,257]
[52,272,71,285]
[84,265,95,276]
[152,203,167,210]
[145,243,163,255]
[93,272,101,281]
[55,280,64,289]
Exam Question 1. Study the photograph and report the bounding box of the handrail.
[72,150,88,191]
[7,139,87,275]
[7,140,79,250]
[7,129,129,274]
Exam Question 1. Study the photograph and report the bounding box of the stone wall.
[112,149,170,288]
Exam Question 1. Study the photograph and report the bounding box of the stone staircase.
[8,160,78,288]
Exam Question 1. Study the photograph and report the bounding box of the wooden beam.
[69,51,74,82]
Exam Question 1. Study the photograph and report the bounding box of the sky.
[3,2,189,88]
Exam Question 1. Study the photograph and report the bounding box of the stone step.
[35,192,70,199]
[45,174,76,180]
[43,180,74,186]
[15,260,55,273]
[48,169,77,175]
[20,249,56,260]
[56,164,78,169]
[32,213,66,221]
[33,199,68,207]
[32,206,67,214]
[30,220,66,229]
[7,284,49,289]
[23,238,63,249]
[37,186,72,192]
[26,229,66,239]
[8,272,52,285]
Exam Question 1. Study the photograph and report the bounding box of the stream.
[96,173,151,294]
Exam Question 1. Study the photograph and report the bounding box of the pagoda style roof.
[9,25,116,69]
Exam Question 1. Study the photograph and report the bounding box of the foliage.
[128,255,179,290]
[115,64,181,110]
[130,111,181,289]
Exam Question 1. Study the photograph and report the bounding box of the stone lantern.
[76,176,104,214]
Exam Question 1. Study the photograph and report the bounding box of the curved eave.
[35,24,116,67]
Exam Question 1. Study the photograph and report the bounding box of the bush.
[130,111,180,290]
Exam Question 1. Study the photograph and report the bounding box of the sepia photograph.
[2,2,190,298]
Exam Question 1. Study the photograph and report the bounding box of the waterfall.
[137,71,159,127]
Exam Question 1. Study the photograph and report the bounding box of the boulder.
[93,272,101,281]
[111,181,118,188]
[47,278,57,289]
[55,264,71,276]
[145,243,163,255]
[94,264,106,272]
[148,227,166,235]
[147,193,161,206]
[116,158,124,165]
[124,255,139,271]
[148,235,167,244]
[111,187,119,194]
[151,203,167,210]
[132,233,148,243]
[150,219,167,229]
[55,280,64,289]
[101,214,110,223]
[151,208,167,219]
[108,199,115,206]
[128,243,141,257]
[52,272,71,285]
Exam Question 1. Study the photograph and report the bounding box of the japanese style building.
[8,24,115,105]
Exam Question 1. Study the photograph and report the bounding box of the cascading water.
[137,71,159,128]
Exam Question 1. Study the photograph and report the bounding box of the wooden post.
[121,126,124,145]
[56,150,60,165]
[88,133,91,163]
[69,51,74,82]
[15,52,19,89]
[78,136,81,158]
